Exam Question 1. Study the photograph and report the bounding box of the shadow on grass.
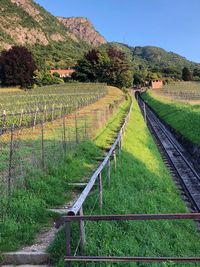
[48,149,200,267]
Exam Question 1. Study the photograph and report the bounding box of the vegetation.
[49,97,200,267]
[182,67,193,81]
[0,83,107,128]
[72,47,133,88]
[153,81,200,100]
[0,46,37,88]
[142,89,200,146]
[0,91,130,253]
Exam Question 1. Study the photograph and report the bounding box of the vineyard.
[0,84,125,224]
[0,83,107,129]
[154,81,200,100]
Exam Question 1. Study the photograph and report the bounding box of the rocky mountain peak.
[57,16,107,46]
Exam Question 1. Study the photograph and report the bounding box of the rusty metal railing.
[55,100,132,257]
[62,213,200,265]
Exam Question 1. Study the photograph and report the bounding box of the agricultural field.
[142,89,200,146]
[154,81,200,102]
[0,83,107,129]
[0,89,130,254]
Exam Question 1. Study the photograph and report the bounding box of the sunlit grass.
[49,98,200,267]
[142,90,200,146]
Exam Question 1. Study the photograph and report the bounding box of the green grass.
[49,97,200,267]
[142,90,200,146]
[0,96,130,254]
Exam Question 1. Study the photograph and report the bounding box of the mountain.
[105,43,200,79]
[0,0,106,69]
[57,17,106,47]
[0,0,199,75]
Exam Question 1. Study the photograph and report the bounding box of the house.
[50,69,75,78]
[151,80,163,89]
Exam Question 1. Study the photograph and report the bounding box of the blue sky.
[34,0,200,62]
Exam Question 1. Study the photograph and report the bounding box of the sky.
[34,0,200,63]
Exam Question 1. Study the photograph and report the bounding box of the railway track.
[137,94,200,212]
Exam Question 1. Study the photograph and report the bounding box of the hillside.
[0,0,106,69]
[107,43,200,79]
[57,17,106,46]
[0,0,199,74]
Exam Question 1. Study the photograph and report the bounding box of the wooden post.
[107,158,111,187]
[65,220,71,267]
[98,172,103,210]
[75,112,78,144]
[60,103,63,119]
[41,121,45,169]
[78,206,86,254]
[113,149,117,172]
[8,124,14,203]
[33,108,38,130]
[84,114,87,140]
[63,114,67,154]
[19,109,24,128]
[118,140,121,157]
[2,110,6,128]
[51,104,54,122]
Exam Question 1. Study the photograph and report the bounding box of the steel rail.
[65,102,132,217]
[64,256,200,263]
[58,213,200,223]
[137,94,200,210]
[144,98,200,182]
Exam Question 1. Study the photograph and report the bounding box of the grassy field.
[0,90,130,254]
[142,90,200,146]
[154,81,200,102]
[48,97,200,267]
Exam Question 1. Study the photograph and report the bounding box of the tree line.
[0,45,198,89]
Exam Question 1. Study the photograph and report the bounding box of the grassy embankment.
[142,90,200,146]
[0,86,129,254]
[49,97,200,267]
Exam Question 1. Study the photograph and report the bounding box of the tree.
[0,46,37,88]
[34,71,64,86]
[72,47,133,88]
[182,67,192,81]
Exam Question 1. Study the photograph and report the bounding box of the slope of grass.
[49,97,200,267]
[0,93,130,254]
[142,90,200,146]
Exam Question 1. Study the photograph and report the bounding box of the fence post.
[113,149,117,172]
[60,103,63,119]
[78,206,86,254]
[33,108,38,130]
[118,139,121,158]
[41,120,45,169]
[2,110,6,129]
[107,158,111,187]
[84,114,87,140]
[19,109,24,129]
[98,172,103,210]
[66,220,71,267]
[75,112,78,144]
[52,104,55,122]
[8,124,14,205]
[63,114,67,154]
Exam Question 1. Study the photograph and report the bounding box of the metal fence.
[0,96,125,220]
[55,101,132,265]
